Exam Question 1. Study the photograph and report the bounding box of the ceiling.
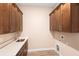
[17,3,58,8]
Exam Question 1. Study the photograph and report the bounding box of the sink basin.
[16,39,25,42]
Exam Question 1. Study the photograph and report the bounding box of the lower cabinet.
[16,40,28,56]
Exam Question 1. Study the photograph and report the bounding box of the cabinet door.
[50,14,53,31]
[61,3,71,32]
[16,40,28,56]
[71,4,79,32]
[55,8,59,31]
[10,4,19,32]
[50,5,62,32]
[14,7,19,32]
[17,11,20,31]
[3,4,10,33]
[15,7,18,32]
[19,11,22,32]
[9,4,16,32]
[0,4,4,34]
[0,4,10,34]
[12,5,22,32]
[56,5,62,32]
[18,11,23,32]
[54,9,59,31]
[50,12,57,31]
[23,40,28,56]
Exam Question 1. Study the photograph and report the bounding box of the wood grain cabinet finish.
[9,4,16,32]
[71,4,79,32]
[61,3,71,32]
[0,4,10,33]
[16,40,28,56]
[0,3,23,34]
[50,11,57,31]
[57,5,62,32]
[50,3,79,32]
[10,3,23,32]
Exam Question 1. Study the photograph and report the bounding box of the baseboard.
[28,48,54,52]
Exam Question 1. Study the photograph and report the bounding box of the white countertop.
[0,37,28,56]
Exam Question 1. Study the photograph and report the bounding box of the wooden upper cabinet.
[50,13,55,31]
[3,4,10,33]
[50,4,62,32]
[50,11,57,31]
[50,3,79,32]
[10,3,23,33]
[15,7,23,32]
[0,3,23,34]
[54,9,59,31]
[15,7,19,32]
[61,3,71,32]
[0,4,3,33]
[71,4,79,32]
[0,4,10,34]
[10,4,16,32]
[56,5,62,32]
[18,11,21,31]
[19,11,23,32]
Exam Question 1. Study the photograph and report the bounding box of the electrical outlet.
[56,45,60,51]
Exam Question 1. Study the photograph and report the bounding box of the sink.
[16,39,25,42]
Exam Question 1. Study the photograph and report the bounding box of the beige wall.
[19,6,54,49]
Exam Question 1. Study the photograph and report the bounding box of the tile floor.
[27,50,59,56]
